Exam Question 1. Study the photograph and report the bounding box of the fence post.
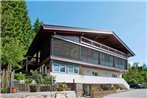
[10,70,15,93]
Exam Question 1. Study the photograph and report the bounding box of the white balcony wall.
[50,72,129,89]
[82,67,122,78]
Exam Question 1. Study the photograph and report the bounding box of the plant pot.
[12,87,17,93]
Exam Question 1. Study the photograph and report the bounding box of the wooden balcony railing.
[80,37,127,58]
[26,56,40,65]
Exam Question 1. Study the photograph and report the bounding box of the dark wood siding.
[40,37,51,63]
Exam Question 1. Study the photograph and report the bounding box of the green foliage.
[57,82,68,91]
[25,76,32,84]
[43,75,55,84]
[14,72,26,80]
[1,87,10,93]
[26,71,55,84]
[2,39,25,69]
[1,0,35,70]
[58,82,68,88]
[123,63,147,84]
[33,18,41,33]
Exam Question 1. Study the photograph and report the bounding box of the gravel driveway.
[103,89,147,98]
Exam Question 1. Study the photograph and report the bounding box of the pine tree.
[33,18,41,33]
[1,0,35,70]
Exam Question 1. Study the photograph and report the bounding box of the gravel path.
[103,89,147,98]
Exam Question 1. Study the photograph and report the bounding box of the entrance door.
[83,84,91,96]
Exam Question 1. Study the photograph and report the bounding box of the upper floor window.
[51,38,127,70]
[55,35,80,42]
[100,52,113,67]
[115,57,126,69]
[52,38,80,60]
[81,46,99,64]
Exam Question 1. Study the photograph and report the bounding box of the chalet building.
[25,24,134,97]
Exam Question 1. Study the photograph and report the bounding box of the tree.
[1,0,35,70]
[143,63,147,71]
[2,39,25,70]
[133,62,139,67]
[123,63,147,84]
[33,18,41,33]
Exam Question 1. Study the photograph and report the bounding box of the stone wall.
[1,91,76,98]
[75,83,83,98]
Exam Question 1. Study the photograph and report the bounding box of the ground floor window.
[52,60,79,74]
[68,66,74,73]
[60,65,66,72]
[74,67,79,74]
[53,63,66,73]
[53,63,60,72]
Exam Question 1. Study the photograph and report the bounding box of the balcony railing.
[26,56,40,65]
[80,36,127,58]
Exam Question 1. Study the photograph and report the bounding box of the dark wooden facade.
[18,24,135,72]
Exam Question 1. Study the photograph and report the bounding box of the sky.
[26,1,147,65]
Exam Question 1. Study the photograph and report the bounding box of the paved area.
[0,91,76,98]
[103,89,147,98]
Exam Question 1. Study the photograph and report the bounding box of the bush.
[14,72,26,80]
[1,87,10,93]
[14,71,55,84]
[58,82,68,88]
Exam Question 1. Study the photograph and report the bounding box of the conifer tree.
[33,18,41,33]
[1,0,35,70]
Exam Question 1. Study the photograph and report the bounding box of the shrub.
[14,72,26,80]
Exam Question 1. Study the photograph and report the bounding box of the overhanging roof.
[26,24,135,57]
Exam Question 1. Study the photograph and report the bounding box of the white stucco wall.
[50,72,129,89]
[82,67,122,78]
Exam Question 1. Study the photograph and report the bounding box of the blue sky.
[26,1,146,65]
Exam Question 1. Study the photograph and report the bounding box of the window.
[68,66,79,74]
[74,67,79,74]
[68,66,74,73]
[115,57,126,69]
[81,46,98,64]
[55,35,80,42]
[53,63,66,73]
[53,63,60,72]
[52,38,80,60]
[60,65,66,73]
[52,61,79,74]
[100,52,113,67]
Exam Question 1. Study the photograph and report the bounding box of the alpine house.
[24,24,135,97]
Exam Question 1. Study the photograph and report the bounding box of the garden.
[0,70,68,93]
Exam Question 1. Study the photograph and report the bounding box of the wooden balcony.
[80,37,127,58]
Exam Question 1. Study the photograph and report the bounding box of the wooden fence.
[0,69,14,93]
[14,83,52,92]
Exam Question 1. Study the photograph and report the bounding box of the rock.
[56,93,66,98]
[24,95,44,98]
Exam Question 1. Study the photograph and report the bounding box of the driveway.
[103,89,147,98]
